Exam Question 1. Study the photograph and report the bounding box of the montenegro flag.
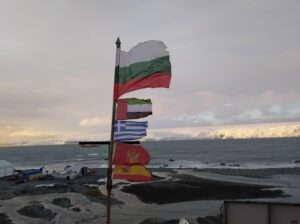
[113,165,151,182]
[113,142,150,165]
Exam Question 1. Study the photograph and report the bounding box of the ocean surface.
[0,138,300,170]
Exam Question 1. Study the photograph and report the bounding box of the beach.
[1,167,299,224]
[1,139,300,223]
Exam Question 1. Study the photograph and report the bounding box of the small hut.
[0,160,14,177]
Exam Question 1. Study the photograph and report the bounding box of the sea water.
[0,138,300,170]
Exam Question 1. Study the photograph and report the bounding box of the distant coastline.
[0,135,300,148]
[1,121,300,147]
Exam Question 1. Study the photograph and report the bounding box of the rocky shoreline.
[122,174,285,204]
[0,167,298,224]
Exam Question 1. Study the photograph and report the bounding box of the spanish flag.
[113,165,151,182]
[113,142,150,165]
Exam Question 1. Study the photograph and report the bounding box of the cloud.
[0,1,300,145]
[172,111,222,125]
[79,117,110,127]
[269,104,282,114]
[9,129,54,138]
[287,106,300,117]
[234,108,264,120]
[6,129,60,146]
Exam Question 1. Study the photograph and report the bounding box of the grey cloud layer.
[0,0,299,144]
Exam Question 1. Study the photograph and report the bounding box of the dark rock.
[220,163,226,166]
[17,204,56,220]
[169,159,174,162]
[122,174,285,204]
[139,217,179,224]
[52,197,72,208]
[72,207,81,212]
[20,184,69,195]
[229,164,240,167]
[163,220,180,224]
[0,213,13,224]
[294,160,300,164]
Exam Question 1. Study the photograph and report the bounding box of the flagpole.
[106,37,121,224]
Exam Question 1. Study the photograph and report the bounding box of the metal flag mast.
[106,37,121,224]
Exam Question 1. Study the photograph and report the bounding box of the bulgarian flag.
[112,165,151,182]
[114,40,171,99]
[117,98,152,120]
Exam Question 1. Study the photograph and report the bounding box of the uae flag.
[113,165,151,182]
[113,142,150,165]
[117,98,152,120]
[114,40,171,99]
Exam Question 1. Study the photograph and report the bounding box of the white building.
[224,200,300,224]
[0,160,14,177]
[42,164,81,180]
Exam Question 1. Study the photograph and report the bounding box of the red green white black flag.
[117,98,152,120]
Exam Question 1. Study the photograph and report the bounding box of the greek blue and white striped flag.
[114,120,148,141]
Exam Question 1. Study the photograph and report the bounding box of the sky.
[1,0,300,145]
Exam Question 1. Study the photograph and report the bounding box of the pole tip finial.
[115,37,121,47]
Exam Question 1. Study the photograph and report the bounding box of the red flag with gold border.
[113,142,150,165]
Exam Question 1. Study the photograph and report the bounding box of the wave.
[88,153,99,156]
[13,159,300,171]
[148,160,300,170]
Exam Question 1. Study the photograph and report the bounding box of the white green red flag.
[117,98,152,120]
[114,40,171,99]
